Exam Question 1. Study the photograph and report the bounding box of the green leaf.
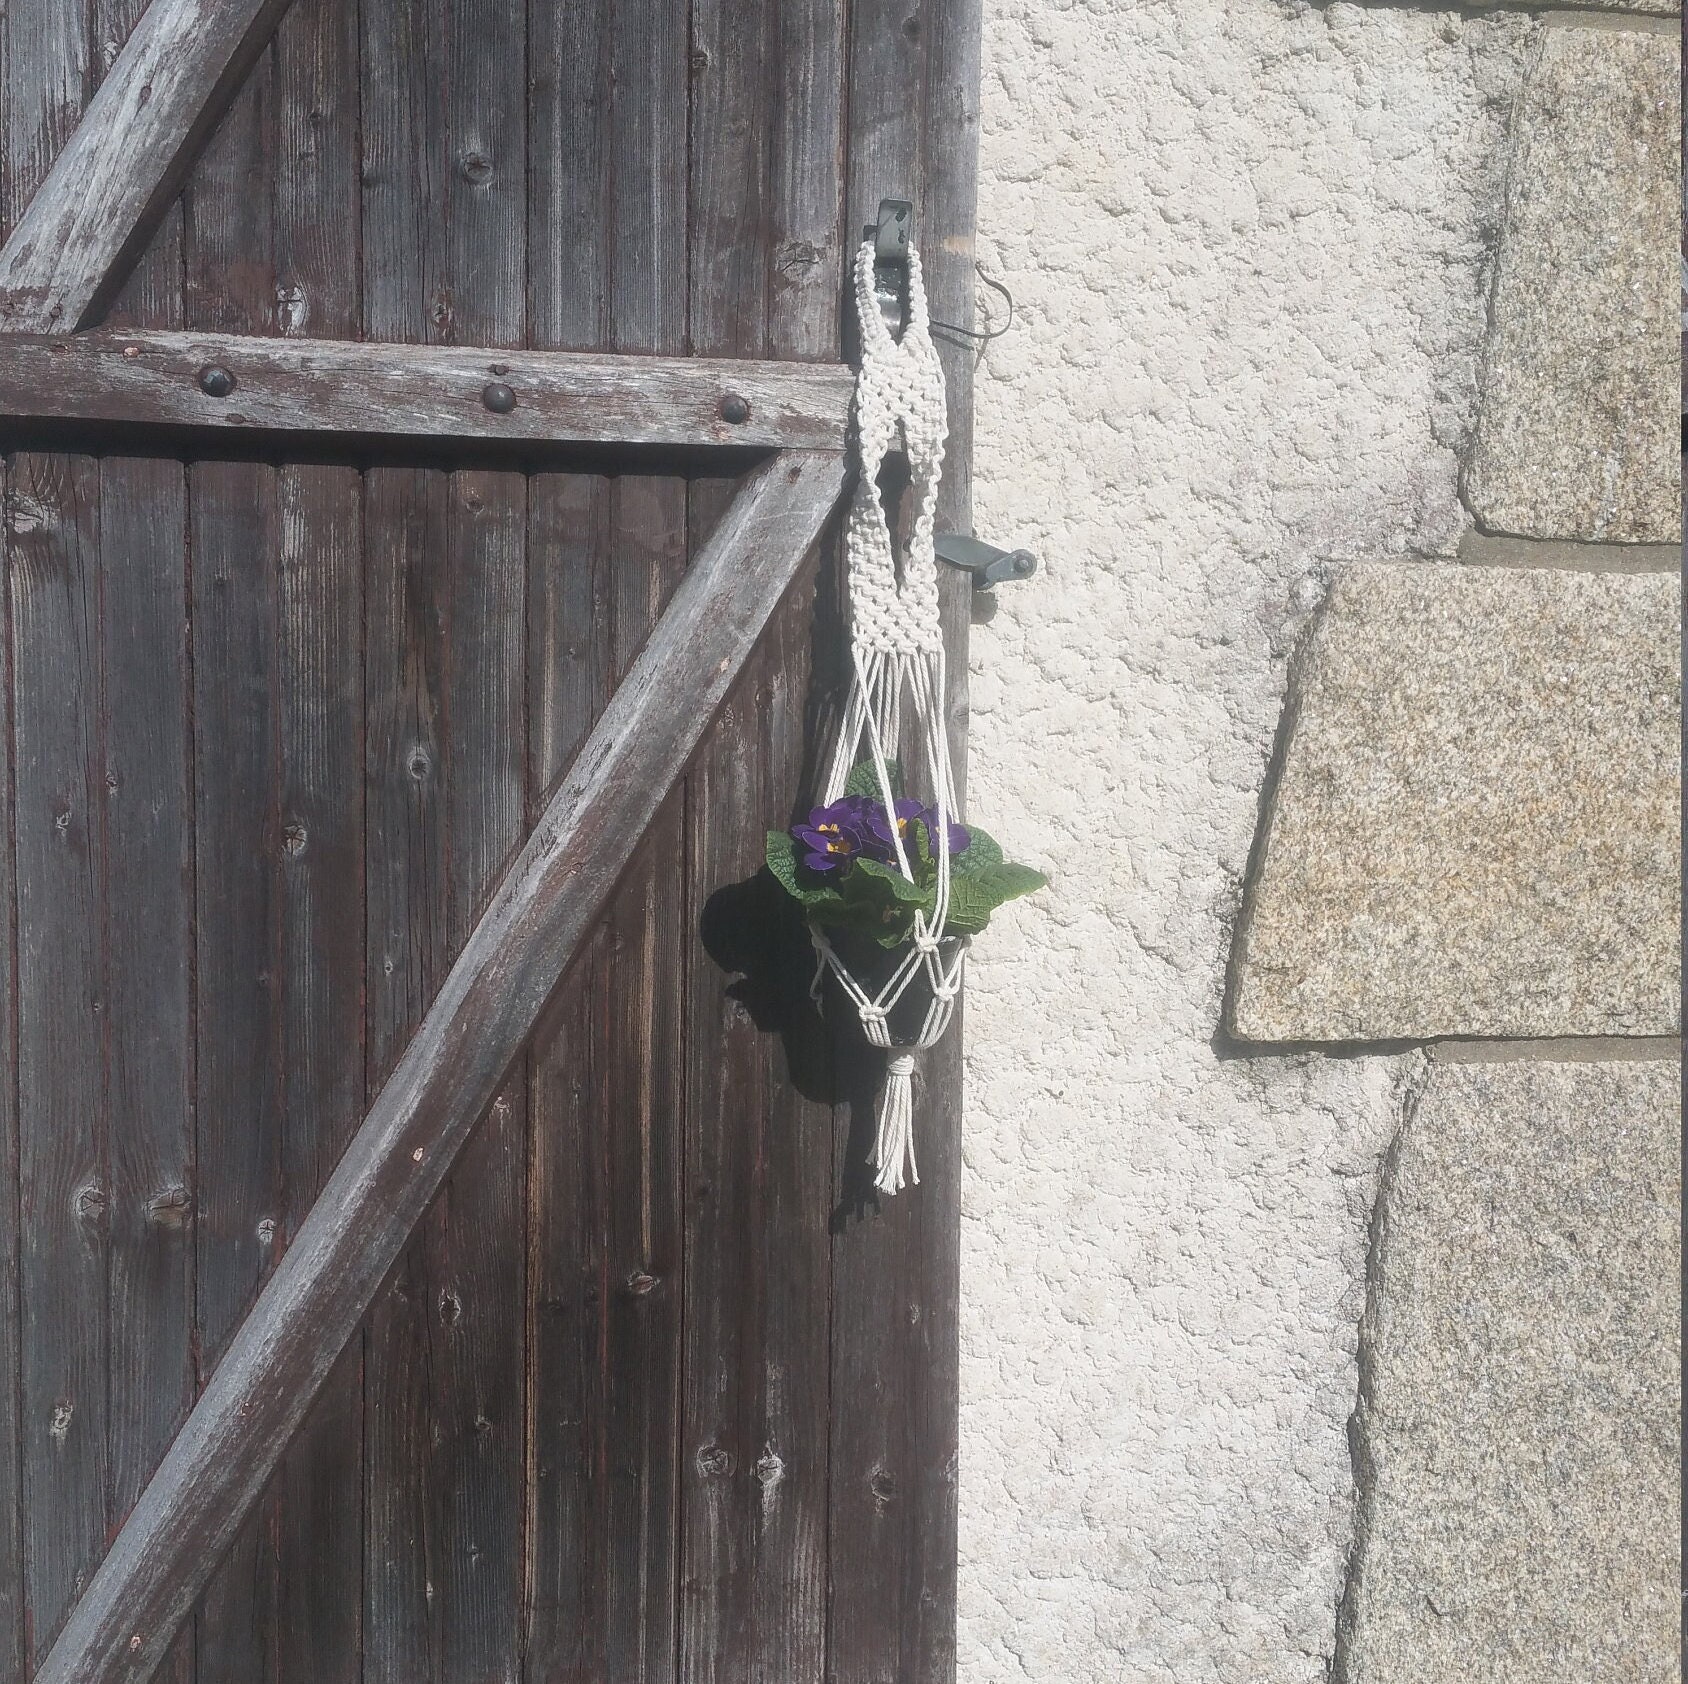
[854,855,932,906]
[950,824,1004,875]
[942,858,1048,937]
[844,757,902,801]
[766,830,854,921]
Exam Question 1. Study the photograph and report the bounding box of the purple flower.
[792,797,874,872]
[865,798,925,858]
[866,797,970,860]
[921,805,971,857]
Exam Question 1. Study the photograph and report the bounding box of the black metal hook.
[931,265,1015,344]
[866,199,913,339]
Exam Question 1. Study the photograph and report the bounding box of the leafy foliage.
[766,762,1046,946]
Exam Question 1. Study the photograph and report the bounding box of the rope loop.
[806,237,963,1196]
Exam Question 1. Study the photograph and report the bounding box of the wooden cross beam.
[0,330,854,451]
[31,449,849,1684]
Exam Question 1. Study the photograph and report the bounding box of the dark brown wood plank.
[30,448,846,1684]
[522,12,610,1673]
[524,8,690,1676]
[187,458,283,1680]
[0,457,23,1684]
[0,0,298,332]
[831,3,978,1681]
[362,464,449,1684]
[273,462,365,1684]
[681,4,843,1677]
[522,471,610,1682]
[98,455,192,1684]
[8,453,107,1668]
[186,38,283,1680]
[0,332,853,452]
[362,0,529,1672]
[268,1,365,1670]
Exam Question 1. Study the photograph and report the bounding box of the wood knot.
[460,152,494,185]
[869,1470,898,1508]
[438,1288,463,1326]
[147,1187,191,1229]
[696,1444,735,1478]
[624,1270,657,1297]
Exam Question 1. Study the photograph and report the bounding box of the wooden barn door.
[0,1,981,1682]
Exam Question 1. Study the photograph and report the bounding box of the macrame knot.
[872,1053,920,1196]
[805,233,964,1198]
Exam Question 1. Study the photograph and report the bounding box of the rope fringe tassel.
[808,239,964,1196]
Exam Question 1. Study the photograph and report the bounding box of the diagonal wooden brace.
[0,0,302,332]
[32,449,848,1684]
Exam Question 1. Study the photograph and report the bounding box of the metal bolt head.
[718,392,751,426]
[482,380,516,414]
[198,364,236,398]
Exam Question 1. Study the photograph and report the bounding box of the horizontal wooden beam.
[0,0,299,332]
[31,449,849,1684]
[0,331,855,450]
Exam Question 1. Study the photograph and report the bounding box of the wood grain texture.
[98,455,192,1684]
[0,458,21,1684]
[185,42,283,1679]
[0,0,297,331]
[523,8,690,1675]
[268,0,366,1670]
[0,332,855,451]
[361,0,530,1673]
[29,446,845,1684]
[9,453,107,1668]
[681,6,843,1679]
[830,3,978,1681]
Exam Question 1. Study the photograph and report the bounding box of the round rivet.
[482,381,516,414]
[198,364,236,398]
[719,393,751,425]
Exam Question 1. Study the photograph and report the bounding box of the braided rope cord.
[808,240,964,1195]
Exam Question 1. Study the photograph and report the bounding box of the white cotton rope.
[807,238,964,1196]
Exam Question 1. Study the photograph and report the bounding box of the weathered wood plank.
[363,0,530,1671]
[681,5,842,1678]
[0,457,22,1684]
[362,464,450,1684]
[0,0,298,332]
[31,447,845,1684]
[267,0,365,1669]
[187,459,283,1680]
[98,456,192,1684]
[521,14,609,1668]
[273,462,364,1684]
[186,49,282,1678]
[831,3,978,1681]
[524,9,690,1674]
[522,467,614,1683]
[0,332,853,452]
[575,12,691,1678]
[9,454,108,1665]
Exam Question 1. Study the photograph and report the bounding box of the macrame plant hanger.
[809,212,964,1196]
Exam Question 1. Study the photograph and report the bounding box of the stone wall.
[959,4,1680,1681]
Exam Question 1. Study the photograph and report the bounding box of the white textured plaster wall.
[958,5,1529,1679]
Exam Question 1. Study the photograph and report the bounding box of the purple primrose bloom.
[866,797,925,856]
[793,796,873,872]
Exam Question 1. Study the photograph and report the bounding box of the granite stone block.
[1463,28,1681,541]
[1335,1057,1681,1684]
[1229,563,1681,1042]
